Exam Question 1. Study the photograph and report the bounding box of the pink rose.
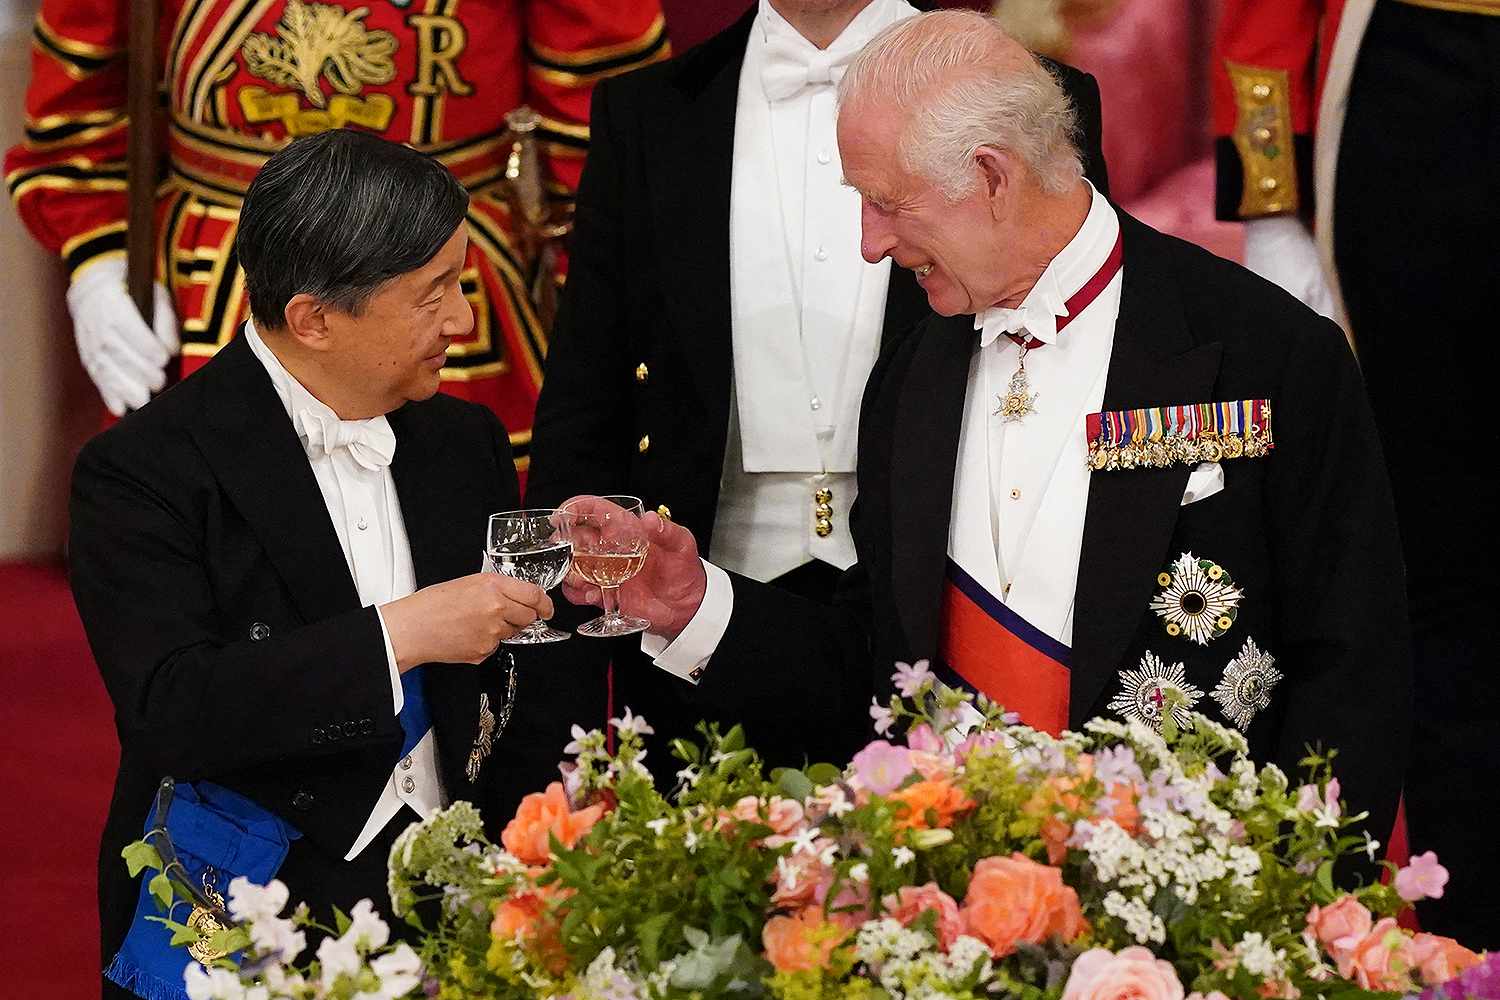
[883,883,964,950]
[771,849,832,908]
[1187,993,1232,1000]
[1062,947,1185,1000]
[1306,895,1373,970]
[907,724,943,752]
[1395,851,1449,903]
[1346,918,1416,992]
[1409,934,1481,986]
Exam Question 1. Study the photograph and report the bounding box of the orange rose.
[762,907,849,973]
[1346,918,1416,992]
[889,779,975,831]
[491,884,568,973]
[500,782,605,865]
[1410,934,1481,986]
[962,853,1087,957]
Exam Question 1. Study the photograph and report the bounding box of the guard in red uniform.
[1214,0,1500,948]
[5,0,668,471]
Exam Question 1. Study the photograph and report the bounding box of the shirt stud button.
[1009,488,1021,500]
[816,149,831,165]
[814,247,828,262]
[401,775,416,794]
[356,517,368,531]
[809,396,822,411]
[400,755,414,771]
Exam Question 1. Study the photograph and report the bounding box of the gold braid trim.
[1225,61,1298,218]
[1392,0,1500,13]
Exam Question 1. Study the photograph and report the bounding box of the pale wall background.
[0,0,96,561]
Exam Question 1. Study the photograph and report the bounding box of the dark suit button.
[291,791,314,811]
[343,721,360,739]
[249,622,271,641]
[312,726,325,744]
[360,718,375,735]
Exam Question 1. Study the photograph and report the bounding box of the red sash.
[937,559,1072,735]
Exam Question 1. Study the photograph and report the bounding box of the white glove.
[65,257,179,416]
[1242,216,1337,320]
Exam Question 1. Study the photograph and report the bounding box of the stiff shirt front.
[243,321,444,860]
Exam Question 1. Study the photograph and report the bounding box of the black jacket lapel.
[386,401,488,791]
[888,313,976,659]
[650,8,754,420]
[189,335,362,626]
[1071,213,1223,722]
[881,266,932,351]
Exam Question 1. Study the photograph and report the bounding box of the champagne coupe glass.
[559,495,651,638]
[486,509,573,644]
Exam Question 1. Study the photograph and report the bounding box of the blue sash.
[105,782,299,1000]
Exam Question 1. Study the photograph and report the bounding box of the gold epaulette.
[1224,61,1298,218]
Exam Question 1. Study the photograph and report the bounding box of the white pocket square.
[1181,461,1225,506]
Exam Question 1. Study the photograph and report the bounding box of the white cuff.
[640,559,732,684]
[375,605,403,715]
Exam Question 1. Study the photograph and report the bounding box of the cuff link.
[638,434,650,454]
[656,504,672,520]
[635,362,649,383]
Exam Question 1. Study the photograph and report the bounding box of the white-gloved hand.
[1242,216,1337,320]
[65,257,179,416]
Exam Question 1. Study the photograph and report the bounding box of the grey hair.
[837,10,1083,199]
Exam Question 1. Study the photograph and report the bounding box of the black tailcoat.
[70,334,590,987]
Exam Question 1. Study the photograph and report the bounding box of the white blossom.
[892,846,916,868]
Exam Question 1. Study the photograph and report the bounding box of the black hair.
[236,129,470,328]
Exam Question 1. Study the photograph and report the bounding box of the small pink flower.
[883,883,964,950]
[906,724,942,753]
[1346,918,1415,992]
[1062,947,1185,1000]
[850,740,914,796]
[954,729,1004,762]
[893,660,933,698]
[1394,851,1449,902]
[870,700,895,736]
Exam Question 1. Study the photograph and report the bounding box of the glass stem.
[600,585,621,620]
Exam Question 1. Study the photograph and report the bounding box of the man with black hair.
[69,129,584,999]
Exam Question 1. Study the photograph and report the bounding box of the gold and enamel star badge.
[1149,552,1244,645]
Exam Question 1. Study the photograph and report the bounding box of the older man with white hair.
[567,10,1410,844]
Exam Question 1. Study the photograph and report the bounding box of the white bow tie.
[759,33,857,102]
[976,301,1067,350]
[295,410,397,473]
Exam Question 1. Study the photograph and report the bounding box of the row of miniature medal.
[1108,552,1283,735]
[1087,400,1274,471]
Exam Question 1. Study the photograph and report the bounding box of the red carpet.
[0,562,117,999]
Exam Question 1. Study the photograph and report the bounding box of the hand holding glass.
[559,496,651,637]
[485,509,572,644]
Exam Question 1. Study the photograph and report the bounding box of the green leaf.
[720,725,745,753]
[775,768,814,802]
[146,916,200,947]
[805,763,842,787]
[148,872,174,911]
[1317,860,1336,896]
[121,841,163,878]
[205,926,250,956]
[637,911,672,967]
[670,738,701,763]
[332,904,351,936]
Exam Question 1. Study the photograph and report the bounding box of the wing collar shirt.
[244,321,445,860]
[714,0,916,583]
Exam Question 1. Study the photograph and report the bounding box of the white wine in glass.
[560,495,651,638]
[486,509,573,644]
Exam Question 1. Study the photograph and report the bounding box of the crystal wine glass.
[558,495,651,638]
[486,509,573,644]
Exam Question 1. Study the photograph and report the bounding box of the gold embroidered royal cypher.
[241,1,397,109]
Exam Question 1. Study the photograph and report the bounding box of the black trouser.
[1334,0,1500,947]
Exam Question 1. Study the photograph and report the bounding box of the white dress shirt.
[715,0,916,582]
[955,183,1122,646]
[649,185,1123,676]
[244,322,445,860]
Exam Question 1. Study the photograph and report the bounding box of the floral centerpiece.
[136,663,1487,1000]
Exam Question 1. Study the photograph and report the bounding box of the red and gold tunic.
[5,0,668,468]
